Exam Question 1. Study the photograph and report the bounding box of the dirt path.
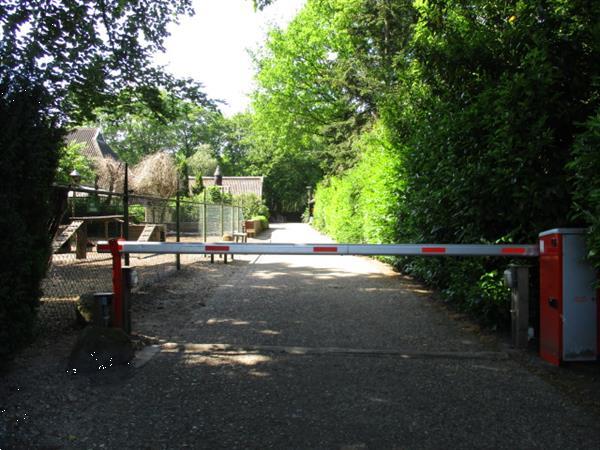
[2,223,600,449]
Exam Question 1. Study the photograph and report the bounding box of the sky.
[154,0,306,117]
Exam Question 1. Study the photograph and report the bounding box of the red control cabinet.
[539,229,598,365]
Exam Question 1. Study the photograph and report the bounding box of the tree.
[0,81,63,363]
[55,142,94,186]
[0,0,204,363]
[218,113,255,176]
[309,0,600,324]
[249,0,371,214]
[187,144,219,179]
[97,94,223,194]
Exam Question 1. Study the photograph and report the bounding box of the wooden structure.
[54,215,124,259]
[52,220,84,253]
[243,219,264,238]
[233,232,248,243]
[128,224,166,242]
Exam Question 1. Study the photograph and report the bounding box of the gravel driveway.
[2,223,600,449]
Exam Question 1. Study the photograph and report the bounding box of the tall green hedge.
[312,0,600,327]
[0,80,63,364]
[569,111,600,273]
[313,122,403,244]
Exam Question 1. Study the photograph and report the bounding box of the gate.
[98,231,599,366]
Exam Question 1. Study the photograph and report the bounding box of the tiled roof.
[190,176,264,198]
[65,127,120,162]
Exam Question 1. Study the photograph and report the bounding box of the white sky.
[154,0,306,117]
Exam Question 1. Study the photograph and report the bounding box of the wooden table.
[69,215,124,259]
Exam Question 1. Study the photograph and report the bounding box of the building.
[64,127,124,194]
[65,127,120,163]
[189,166,264,198]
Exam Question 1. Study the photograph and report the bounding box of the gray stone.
[67,326,133,374]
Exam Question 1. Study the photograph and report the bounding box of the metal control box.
[539,228,598,365]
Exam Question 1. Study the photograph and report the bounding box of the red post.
[108,238,123,329]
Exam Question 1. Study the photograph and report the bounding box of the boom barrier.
[95,239,538,357]
[97,241,539,257]
[96,230,600,367]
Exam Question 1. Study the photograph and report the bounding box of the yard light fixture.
[69,169,81,185]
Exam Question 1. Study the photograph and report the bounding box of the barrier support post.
[108,238,123,330]
[506,265,530,349]
[121,266,133,334]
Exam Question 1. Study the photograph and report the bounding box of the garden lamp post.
[69,169,81,186]
[69,169,81,217]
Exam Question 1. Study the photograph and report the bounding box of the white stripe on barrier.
[97,241,539,257]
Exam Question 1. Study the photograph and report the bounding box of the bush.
[129,205,146,223]
[202,186,233,205]
[237,193,269,220]
[251,215,269,230]
[313,122,403,244]
[569,110,600,273]
[0,79,62,365]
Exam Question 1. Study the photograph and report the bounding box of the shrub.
[569,110,600,273]
[128,205,146,223]
[0,80,62,365]
[251,215,269,230]
[203,186,233,205]
[313,122,403,244]
[237,193,269,220]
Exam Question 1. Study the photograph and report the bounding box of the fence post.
[238,198,241,233]
[108,239,123,330]
[123,163,130,266]
[234,203,238,233]
[220,197,224,238]
[203,190,207,242]
[176,181,181,270]
[121,266,133,334]
[230,203,234,234]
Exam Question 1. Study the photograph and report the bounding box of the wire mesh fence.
[39,186,245,334]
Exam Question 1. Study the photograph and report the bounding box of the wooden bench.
[233,232,248,243]
[210,252,229,264]
[209,232,247,264]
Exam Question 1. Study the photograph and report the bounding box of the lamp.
[69,169,81,186]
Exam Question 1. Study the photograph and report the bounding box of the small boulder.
[75,292,97,325]
[68,326,134,375]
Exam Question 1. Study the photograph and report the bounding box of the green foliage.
[237,193,270,220]
[187,144,218,178]
[381,0,600,323]
[0,1,206,122]
[0,0,205,362]
[313,122,403,244]
[129,205,146,223]
[569,110,600,273]
[249,0,371,214]
[219,113,255,176]
[202,186,233,205]
[251,215,269,230]
[305,0,600,326]
[56,141,94,185]
[0,79,63,364]
[96,93,224,195]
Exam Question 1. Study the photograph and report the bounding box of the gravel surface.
[2,223,600,449]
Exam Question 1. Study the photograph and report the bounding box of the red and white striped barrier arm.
[97,242,539,257]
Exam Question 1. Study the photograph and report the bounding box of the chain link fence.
[39,186,245,333]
